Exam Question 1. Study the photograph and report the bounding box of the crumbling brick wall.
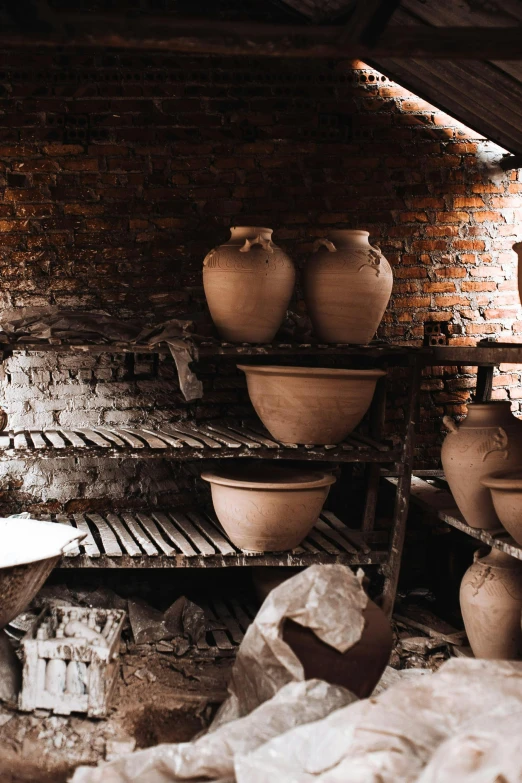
[0,50,519,507]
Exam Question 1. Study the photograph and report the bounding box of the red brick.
[435,211,470,223]
[423,281,456,293]
[475,211,505,223]
[452,196,484,208]
[461,281,497,292]
[434,266,467,278]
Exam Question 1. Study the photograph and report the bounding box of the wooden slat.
[187,511,236,555]
[13,430,29,449]
[321,510,370,554]
[299,539,321,554]
[43,430,66,449]
[227,422,279,448]
[229,599,253,632]
[314,518,359,554]
[93,428,128,448]
[73,514,100,558]
[151,512,198,556]
[306,528,342,554]
[142,429,183,448]
[28,431,46,449]
[86,513,123,557]
[212,599,244,644]
[121,513,158,556]
[169,511,216,555]
[106,513,142,556]
[55,514,81,557]
[160,425,205,449]
[105,428,144,448]
[204,604,234,650]
[59,430,87,448]
[191,424,241,448]
[244,420,299,449]
[121,428,168,449]
[168,423,221,449]
[136,513,176,555]
[74,429,111,448]
[0,431,11,448]
[209,423,261,449]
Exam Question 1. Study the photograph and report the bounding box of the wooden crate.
[19,605,126,718]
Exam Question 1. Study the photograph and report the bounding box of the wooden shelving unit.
[0,339,422,615]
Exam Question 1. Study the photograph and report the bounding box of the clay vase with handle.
[203,226,295,343]
[303,230,393,344]
[460,547,522,659]
[441,402,522,530]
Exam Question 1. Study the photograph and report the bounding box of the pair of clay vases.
[202,227,393,344]
[441,402,522,530]
[252,567,392,698]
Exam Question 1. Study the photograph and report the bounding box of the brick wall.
[0,50,519,507]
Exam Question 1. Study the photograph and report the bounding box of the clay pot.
[303,230,393,344]
[514,241,522,307]
[201,465,335,552]
[441,402,522,530]
[238,364,385,445]
[283,598,393,698]
[460,547,522,659]
[481,470,522,545]
[203,226,295,343]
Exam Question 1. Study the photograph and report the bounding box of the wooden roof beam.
[1,18,522,59]
[342,0,401,46]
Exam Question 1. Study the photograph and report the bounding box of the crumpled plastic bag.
[71,565,365,783]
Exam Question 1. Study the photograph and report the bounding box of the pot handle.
[443,415,459,434]
[482,427,509,462]
[358,243,383,277]
[312,238,337,253]
[240,235,274,254]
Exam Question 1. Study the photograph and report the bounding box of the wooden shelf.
[396,475,522,562]
[429,343,522,366]
[0,420,402,464]
[31,507,390,569]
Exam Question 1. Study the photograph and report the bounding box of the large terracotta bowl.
[481,470,522,545]
[237,365,386,445]
[283,598,393,698]
[201,465,335,552]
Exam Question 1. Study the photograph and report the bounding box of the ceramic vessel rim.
[480,470,522,490]
[229,226,273,234]
[328,229,369,237]
[201,470,336,490]
[237,365,386,379]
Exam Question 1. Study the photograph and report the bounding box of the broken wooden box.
[19,605,126,717]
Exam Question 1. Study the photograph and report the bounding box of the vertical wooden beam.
[362,373,387,532]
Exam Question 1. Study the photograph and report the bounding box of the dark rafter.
[0,16,522,59]
[499,154,522,171]
[342,0,401,46]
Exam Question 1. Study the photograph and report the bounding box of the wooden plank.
[59,430,87,448]
[160,425,205,449]
[136,513,175,556]
[187,511,236,555]
[103,428,143,448]
[28,431,46,449]
[227,422,279,448]
[74,429,111,448]
[43,430,66,449]
[55,514,81,557]
[168,511,216,556]
[121,428,168,449]
[191,424,242,448]
[86,513,123,557]
[322,511,372,554]
[13,430,29,449]
[299,539,321,554]
[343,0,401,45]
[121,513,158,556]
[142,428,183,448]
[212,423,261,449]
[306,528,342,555]
[204,604,234,650]
[106,513,142,557]
[242,419,299,448]
[212,599,244,644]
[73,514,100,558]
[229,599,254,632]
[168,423,221,449]
[93,428,128,448]
[314,518,359,554]
[151,512,198,556]
[0,431,11,448]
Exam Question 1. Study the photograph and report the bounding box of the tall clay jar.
[460,547,522,659]
[514,241,522,307]
[203,227,295,343]
[303,230,393,344]
[441,402,522,530]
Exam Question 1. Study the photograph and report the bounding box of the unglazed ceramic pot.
[441,402,522,530]
[201,465,335,552]
[238,364,385,445]
[303,230,393,344]
[203,227,295,343]
[460,547,522,659]
[514,242,522,307]
[283,598,393,698]
[481,470,522,545]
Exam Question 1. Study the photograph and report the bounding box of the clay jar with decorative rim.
[203,226,295,343]
[201,465,335,553]
[238,365,385,445]
[441,402,522,530]
[303,230,393,344]
[460,547,522,659]
[481,470,522,545]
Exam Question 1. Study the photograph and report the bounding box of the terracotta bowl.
[481,470,522,545]
[283,598,393,698]
[237,365,386,445]
[201,465,335,552]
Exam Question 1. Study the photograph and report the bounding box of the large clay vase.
[201,465,335,552]
[283,598,393,698]
[514,241,522,307]
[460,547,522,659]
[203,227,295,343]
[238,364,386,445]
[481,470,522,545]
[303,230,393,344]
[441,402,522,530]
